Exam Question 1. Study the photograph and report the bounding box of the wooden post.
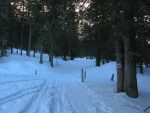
[111,74,114,81]
[84,71,86,79]
[35,70,37,75]
[81,69,84,82]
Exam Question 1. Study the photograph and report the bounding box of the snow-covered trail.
[0,53,150,113]
[0,53,113,113]
[0,78,113,113]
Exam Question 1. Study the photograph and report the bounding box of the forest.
[0,0,150,112]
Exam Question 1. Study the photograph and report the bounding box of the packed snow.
[0,50,149,113]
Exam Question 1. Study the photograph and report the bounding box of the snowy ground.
[0,51,150,113]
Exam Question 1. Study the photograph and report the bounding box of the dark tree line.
[0,0,150,98]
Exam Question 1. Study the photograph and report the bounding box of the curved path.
[0,79,113,113]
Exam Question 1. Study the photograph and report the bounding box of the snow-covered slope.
[0,51,149,113]
[85,62,150,113]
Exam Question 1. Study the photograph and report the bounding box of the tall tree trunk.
[63,54,67,61]
[115,39,125,93]
[68,40,71,60]
[20,21,23,55]
[1,38,6,56]
[96,53,100,66]
[33,47,36,57]
[40,37,43,64]
[120,0,138,98]
[27,23,32,56]
[123,35,138,98]
[11,44,13,54]
[95,27,100,67]
[140,61,143,75]
[102,59,105,64]
[16,47,18,54]
[20,2,24,55]
[49,40,53,67]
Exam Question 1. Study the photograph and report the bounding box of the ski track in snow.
[0,85,40,105]
[0,79,42,85]
[0,78,114,113]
